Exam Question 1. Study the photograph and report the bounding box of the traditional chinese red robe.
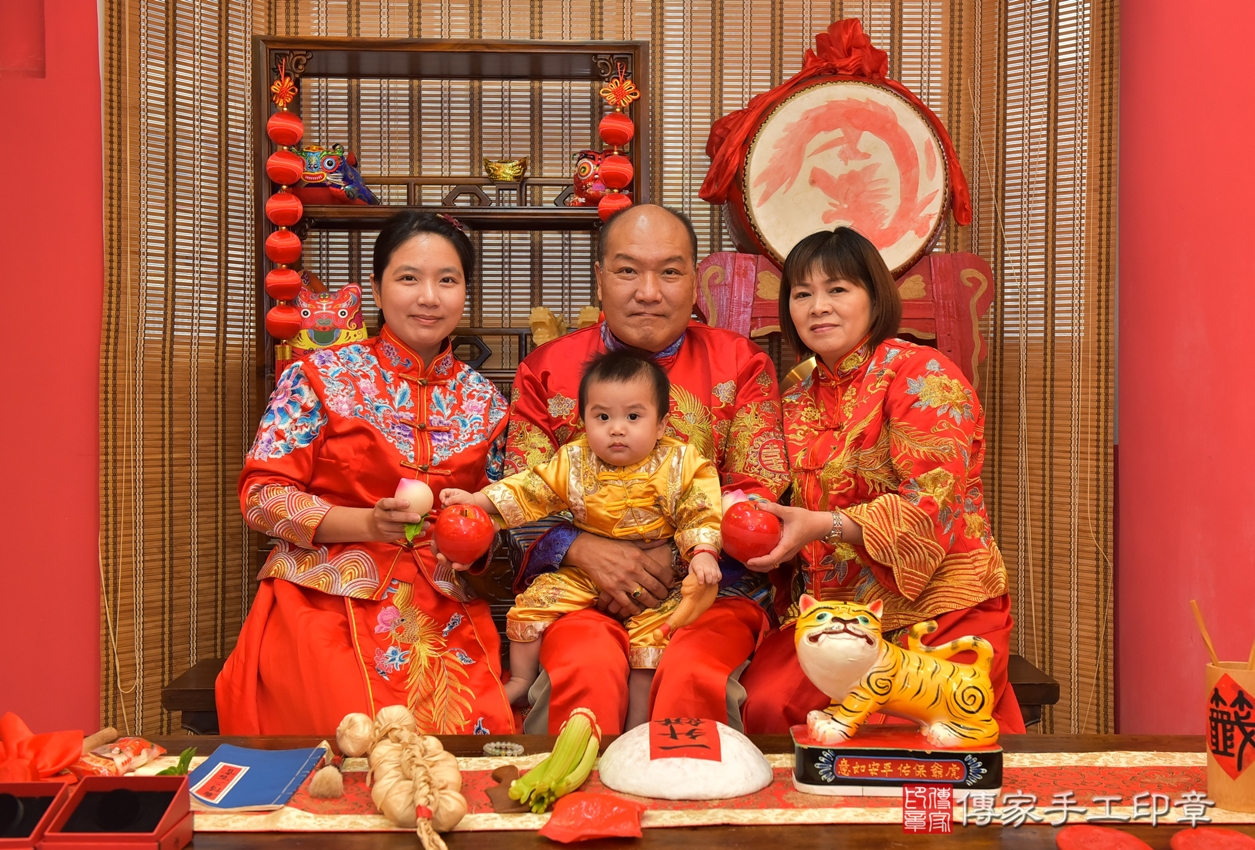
[216,327,515,735]
[740,339,1025,733]
[505,320,790,733]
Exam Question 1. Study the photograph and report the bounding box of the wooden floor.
[157,734,1249,849]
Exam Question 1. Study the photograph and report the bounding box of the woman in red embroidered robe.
[217,212,514,736]
[740,227,1026,734]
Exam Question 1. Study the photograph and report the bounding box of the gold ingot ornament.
[484,157,528,182]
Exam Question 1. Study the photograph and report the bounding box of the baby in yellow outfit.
[441,350,722,713]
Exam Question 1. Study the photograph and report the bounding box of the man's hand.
[565,533,675,618]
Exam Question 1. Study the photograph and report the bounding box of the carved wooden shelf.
[301,204,602,231]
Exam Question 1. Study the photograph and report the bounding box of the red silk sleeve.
[503,357,561,476]
[720,346,790,502]
[238,363,334,547]
[842,353,982,601]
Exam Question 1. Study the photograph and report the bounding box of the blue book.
[188,743,327,812]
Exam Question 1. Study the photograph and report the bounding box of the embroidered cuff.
[244,483,334,549]
[483,480,531,529]
[843,496,945,602]
[676,527,722,560]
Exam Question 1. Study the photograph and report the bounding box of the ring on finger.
[631,585,644,601]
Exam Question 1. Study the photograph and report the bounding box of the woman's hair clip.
[437,212,469,235]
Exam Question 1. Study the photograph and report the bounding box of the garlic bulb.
[335,713,375,757]
[431,789,468,832]
[428,750,462,792]
[373,703,414,728]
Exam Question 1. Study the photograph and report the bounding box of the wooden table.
[157,734,1251,849]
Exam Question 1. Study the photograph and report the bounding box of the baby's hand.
[440,488,473,505]
[688,551,722,586]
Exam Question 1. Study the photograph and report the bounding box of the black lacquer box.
[791,724,1003,800]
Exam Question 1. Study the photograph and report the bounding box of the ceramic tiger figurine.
[793,595,1000,747]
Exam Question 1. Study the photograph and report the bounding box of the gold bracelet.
[829,510,844,543]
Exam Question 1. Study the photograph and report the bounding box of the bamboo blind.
[100,0,1117,734]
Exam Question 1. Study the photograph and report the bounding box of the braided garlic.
[336,707,467,850]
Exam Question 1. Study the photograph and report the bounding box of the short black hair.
[372,210,476,288]
[578,350,671,422]
[596,204,698,268]
[778,226,903,359]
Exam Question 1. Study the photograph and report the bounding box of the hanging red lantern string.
[264,57,307,366]
[265,268,304,301]
[596,64,641,222]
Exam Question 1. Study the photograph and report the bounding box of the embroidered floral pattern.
[376,605,403,634]
[249,364,327,460]
[375,645,411,677]
[906,360,975,424]
[547,394,577,420]
[303,340,508,469]
[429,369,509,466]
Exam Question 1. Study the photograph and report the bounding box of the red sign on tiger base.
[649,718,722,761]
[1208,674,1255,780]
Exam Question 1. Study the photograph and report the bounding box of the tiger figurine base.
[794,596,1000,748]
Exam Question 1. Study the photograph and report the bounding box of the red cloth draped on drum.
[699,19,971,227]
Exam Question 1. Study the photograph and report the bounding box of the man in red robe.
[504,205,790,734]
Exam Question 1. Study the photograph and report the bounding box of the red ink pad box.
[0,782,72,849]
[40,775,191,850]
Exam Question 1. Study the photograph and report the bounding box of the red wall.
[0,1,102,733]
[1118,1,1255,732]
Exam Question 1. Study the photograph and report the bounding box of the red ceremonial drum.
[725,78,950,276]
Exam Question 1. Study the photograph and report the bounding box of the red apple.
[721,501,782,563]
[433,504,496,565]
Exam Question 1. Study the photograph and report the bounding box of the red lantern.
[600,154,634,191]
[598,112,635,148]
[266,111,305,147]
[265,303,304,340]
[265,229,303,265]
[265,267,304,301]
[598,192,633,221]
[265,191,304,227]
[266,150,304,187]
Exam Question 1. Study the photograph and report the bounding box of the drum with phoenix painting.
[726,78,950,276]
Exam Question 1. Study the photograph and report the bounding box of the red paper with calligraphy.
[649,718,722,762]
[1208,674,1255,780]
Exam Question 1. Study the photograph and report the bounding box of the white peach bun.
[394,479,434,516]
